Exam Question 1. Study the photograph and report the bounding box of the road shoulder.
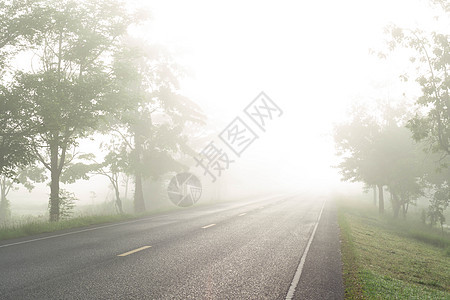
[293,199,345,299]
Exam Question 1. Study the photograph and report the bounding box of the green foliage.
[428,190,449,229]
[0,0,50,69]
[385,9,449,156]
[0,0,203,220]
[5,0,139,221]
[334,105,381,185]
[0,84,35,179]
[378,2,450,223]
[334,102,426,217]
[60,162,92,184]
[110,39,205,212]
[86,143,128,214]
[15,165,47,191]
[421,154,450,227]
[52,189,77,220]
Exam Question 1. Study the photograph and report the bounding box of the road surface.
[0,194,344,299]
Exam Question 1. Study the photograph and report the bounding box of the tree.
[55,189,77,220]
[422,153,450,228]
[385,3,449,155]
[15,0,134,221]
[0,0,49,70]
[382,126,425,218]
[0,1,50,181]
[428,191,449,231]
[110,40,204,213]
[0,84,35,179]
[88,142,128,214]
[334,104,388,213]
[382,1,449,222]
[0,165,46,222]
[334,101,425,216]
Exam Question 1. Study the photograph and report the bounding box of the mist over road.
[0,194,344,299]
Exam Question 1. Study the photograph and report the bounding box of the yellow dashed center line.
[117,246,152,257]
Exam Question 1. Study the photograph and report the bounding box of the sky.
[132,0,440,191]
[9,0,448,214]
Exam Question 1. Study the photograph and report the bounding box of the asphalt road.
[0,194,344,299]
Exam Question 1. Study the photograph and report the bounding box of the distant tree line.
[0,0,203,222]
[334,1,449,228]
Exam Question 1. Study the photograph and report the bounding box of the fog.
[2,3,450,298]
[3,0,447,216]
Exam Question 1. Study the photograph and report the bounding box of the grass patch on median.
[337,198,450,299]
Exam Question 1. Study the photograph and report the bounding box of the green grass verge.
[0,205,185,242]
[0,196,243,242]
[0,214,138,241]
[338,198,450,299]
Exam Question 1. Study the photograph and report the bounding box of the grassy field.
[0,195,245,242]
[338,197,450,299]
[0,213,138,241]
[0,205,183,241]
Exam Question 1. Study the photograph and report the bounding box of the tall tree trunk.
[0,177,10,222]
[49,142,60,222]
[373,185,377,206]
[134,172,145,213]
[113,183,123,214]
[393,204,400,218]
[124,175,129,199]
[377,184,384,214]
[133,132,145,213]
[392,193,400,218]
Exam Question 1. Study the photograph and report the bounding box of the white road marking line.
[0,194,295,249]
[117,246,151,257]
[285,200,327,300]
[0,214,173,249]
[201,224,216,229]
[238,213,247,216]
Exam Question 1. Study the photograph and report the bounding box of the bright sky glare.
[133,0,441,192]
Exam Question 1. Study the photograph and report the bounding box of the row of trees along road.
[0,0,204,222]
[334,1,449,228]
